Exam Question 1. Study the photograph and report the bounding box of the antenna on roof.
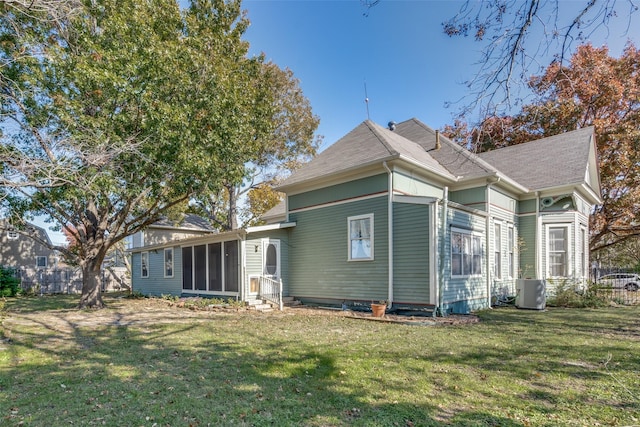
[364,80,370,121]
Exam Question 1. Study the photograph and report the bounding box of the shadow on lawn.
[1,307,530,427]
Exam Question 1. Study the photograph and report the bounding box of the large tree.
[189,62,321,231]
[0,0,302,308]
[443,43,640,253]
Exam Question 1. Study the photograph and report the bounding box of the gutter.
[382,161,394,309]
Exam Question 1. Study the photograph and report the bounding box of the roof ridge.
[364,120,399,157]
[404,118,498,175]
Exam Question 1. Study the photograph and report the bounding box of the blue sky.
[243,0,471,149]
[242,0,640,150]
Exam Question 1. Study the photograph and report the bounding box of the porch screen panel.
[194,244,207,290]
[208,242,222,291]
[224,240,239,292]
[182,247,193,290]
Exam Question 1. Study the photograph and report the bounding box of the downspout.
[382,161,394,309]
[439,186,448,316]
[486,178,500,309]
[535,191,541,279]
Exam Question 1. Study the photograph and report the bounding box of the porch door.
[262,239,281,280]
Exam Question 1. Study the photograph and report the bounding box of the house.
[130,118,601,314]
[129,213,216,249]
[0,220,61,270]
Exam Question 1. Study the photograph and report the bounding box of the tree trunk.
[227,183,238,230]
[78,259,105,309]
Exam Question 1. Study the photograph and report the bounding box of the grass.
[1,295,639,426]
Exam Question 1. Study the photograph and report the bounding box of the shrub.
[547,280,607,308]
[0,266,20,297]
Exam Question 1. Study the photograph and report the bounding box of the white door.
[262,239,281,280]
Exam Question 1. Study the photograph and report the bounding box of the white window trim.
[507,224,515,279]
[141,251,149,278]
[450,227,483,278]
[7,230,19,240]
[545,224,571,278]
[36,256,47,268]
[494,221,502,280]
[348,213,374,261]
[164,248,174,278]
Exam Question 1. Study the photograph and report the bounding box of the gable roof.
[393,118,498,181]
[476,126,598,193]
[150,213,214,232]
[278,120,457,191]
[277,118,600,202]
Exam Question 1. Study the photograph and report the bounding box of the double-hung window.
[164,248,174,278]
[348,214,373,261]
[36,256,47,268]
[494,222,502,279]
[548,226,568,277]
[451,228,482,277]
[7,230,18,240]
[141,251,149,278]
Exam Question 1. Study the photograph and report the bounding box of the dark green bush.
[0,266,21,297]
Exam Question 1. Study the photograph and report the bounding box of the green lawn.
[1,295,638,426]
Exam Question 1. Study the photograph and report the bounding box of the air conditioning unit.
[516,279,546,310]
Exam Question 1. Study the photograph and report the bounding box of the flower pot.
[371,303,386,317]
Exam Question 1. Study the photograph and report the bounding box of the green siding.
[132,246,183,296]
[393,203,430,304]
[394,171,442,198]
[288,195,388,302]
[518,215,537,278]
[443,207,487,312]
[490,187,517,213]
[449,187,486,211]
[518,199,537,214]
[288,174,387,211]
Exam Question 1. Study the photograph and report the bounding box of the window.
[451,228,482,277]
[182,240,239,293]
[548,226,568,277]
[494,222,502,279]
[508,225,514,278]
[7,230,18,240]
[164,248,174,278]
[580,227,587,277]
[36,256,47,268]
[348,214,374,261]
[141,251,149,278]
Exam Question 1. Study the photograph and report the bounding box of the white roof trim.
[246,222,297,233]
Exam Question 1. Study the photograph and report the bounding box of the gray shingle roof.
[152,213,214,231]
[476,126,594,191]
[394,118,497,180]
[278,118,596,195]
[279,120,456,189]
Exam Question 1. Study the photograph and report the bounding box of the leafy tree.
[443,43,640,252]
[189,62,321,231]
[0,0,299,308]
